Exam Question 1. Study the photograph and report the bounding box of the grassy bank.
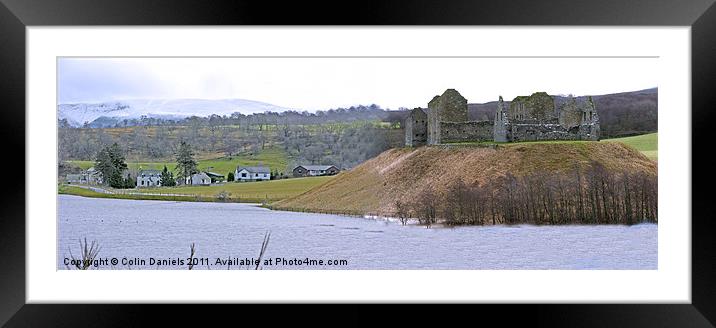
[58,185,215,202]
[58,175,334,203]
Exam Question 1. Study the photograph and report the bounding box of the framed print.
[1,0,715,325]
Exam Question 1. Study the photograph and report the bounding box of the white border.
[27,27,690,303]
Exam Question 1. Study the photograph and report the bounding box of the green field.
[58,185,207,202]
[61,144,336,203]
[60,176,335,203]
[132,175,334,201]
[606,133,658,161]
[68,147,290,176]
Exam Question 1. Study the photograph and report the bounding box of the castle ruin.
[494,92,600,142]
[405,89,492,147]
[405,89,600,146]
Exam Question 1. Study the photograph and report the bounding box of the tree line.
[395,162,657,227]
[280,122,403,170]
[76,104,390,128]
[60,119,403,171]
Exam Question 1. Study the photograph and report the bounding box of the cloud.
[58,57,658,111]
[58,58,167,103]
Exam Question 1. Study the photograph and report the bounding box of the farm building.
[136,170,162,188]
[235,166,271,182]
[292,165,339,177]
[204,172,225,183]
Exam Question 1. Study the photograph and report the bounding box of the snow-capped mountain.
[58,98,294,127]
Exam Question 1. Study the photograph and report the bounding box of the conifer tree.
[160,165,176,187]
[175,141,198,184]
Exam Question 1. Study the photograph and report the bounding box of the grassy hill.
[446,132,658,161]
[271,142,657,216]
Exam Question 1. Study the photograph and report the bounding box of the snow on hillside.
[58,98,293,126]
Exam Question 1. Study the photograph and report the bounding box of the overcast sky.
[58,57,658,111]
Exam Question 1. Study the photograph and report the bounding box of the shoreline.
[59,184,273,204]
[58,193,658,227]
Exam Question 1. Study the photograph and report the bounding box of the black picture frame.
[1,0,714,325]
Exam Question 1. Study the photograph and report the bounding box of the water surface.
[58,195,657,270]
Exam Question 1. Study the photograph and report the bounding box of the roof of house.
[204,171,224,178]
[192,172,210,179]
[85,167,103,176]
[139,170,161,176]
[237,166,270,173]
[295,165,337,171]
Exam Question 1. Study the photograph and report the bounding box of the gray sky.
[58,57,658,111]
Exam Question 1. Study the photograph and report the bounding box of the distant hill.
[466,88,658,138]
[58,98,293,127]
[271,142,657,217]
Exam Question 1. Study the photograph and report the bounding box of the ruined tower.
[427,89,468,145]
[578,96,600,141]
[404,108,428,147]
[493,96,510,142]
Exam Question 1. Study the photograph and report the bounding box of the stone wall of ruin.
[578,123,600,141]
[509,124,587,142]
[405,109,428,147]
[439,121,494,143]
[439,89,469,122]
[427,89,468,144]
[508,92,557,122]
[410,89,601,146]
[427,96,441,145]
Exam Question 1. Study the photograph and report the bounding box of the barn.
[292,165,339,178]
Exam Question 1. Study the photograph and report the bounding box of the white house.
[66,167,103,185]
[186,172,212,186]
[85,167,103,185]
[137,170,162,188]
[235,166,270,182]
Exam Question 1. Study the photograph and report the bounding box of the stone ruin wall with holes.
[406,89,601,146]
[494,92,600,142]
[404,108,428,147]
